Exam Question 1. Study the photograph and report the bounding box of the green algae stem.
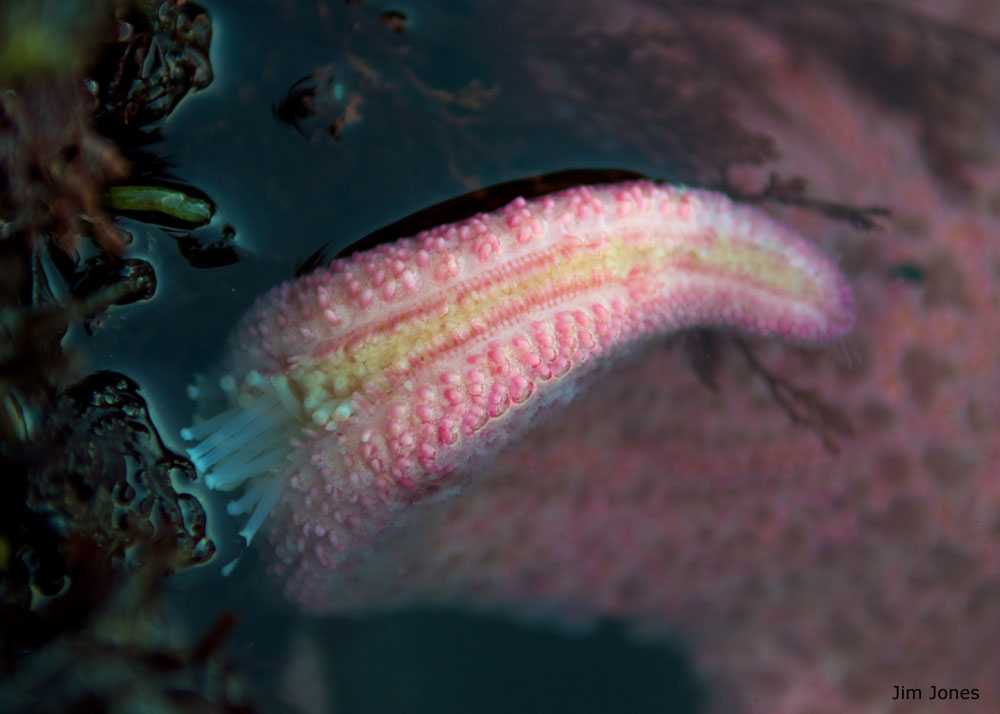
[105,185,214,225]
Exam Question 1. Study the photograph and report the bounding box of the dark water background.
[74,1,705,711]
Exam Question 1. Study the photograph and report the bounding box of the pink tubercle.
[184,180,853,611]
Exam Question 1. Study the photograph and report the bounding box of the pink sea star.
[185,180,851,581]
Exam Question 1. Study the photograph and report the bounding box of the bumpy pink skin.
[222,180,852,614]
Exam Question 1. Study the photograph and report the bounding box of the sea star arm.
[183,180,852,611]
